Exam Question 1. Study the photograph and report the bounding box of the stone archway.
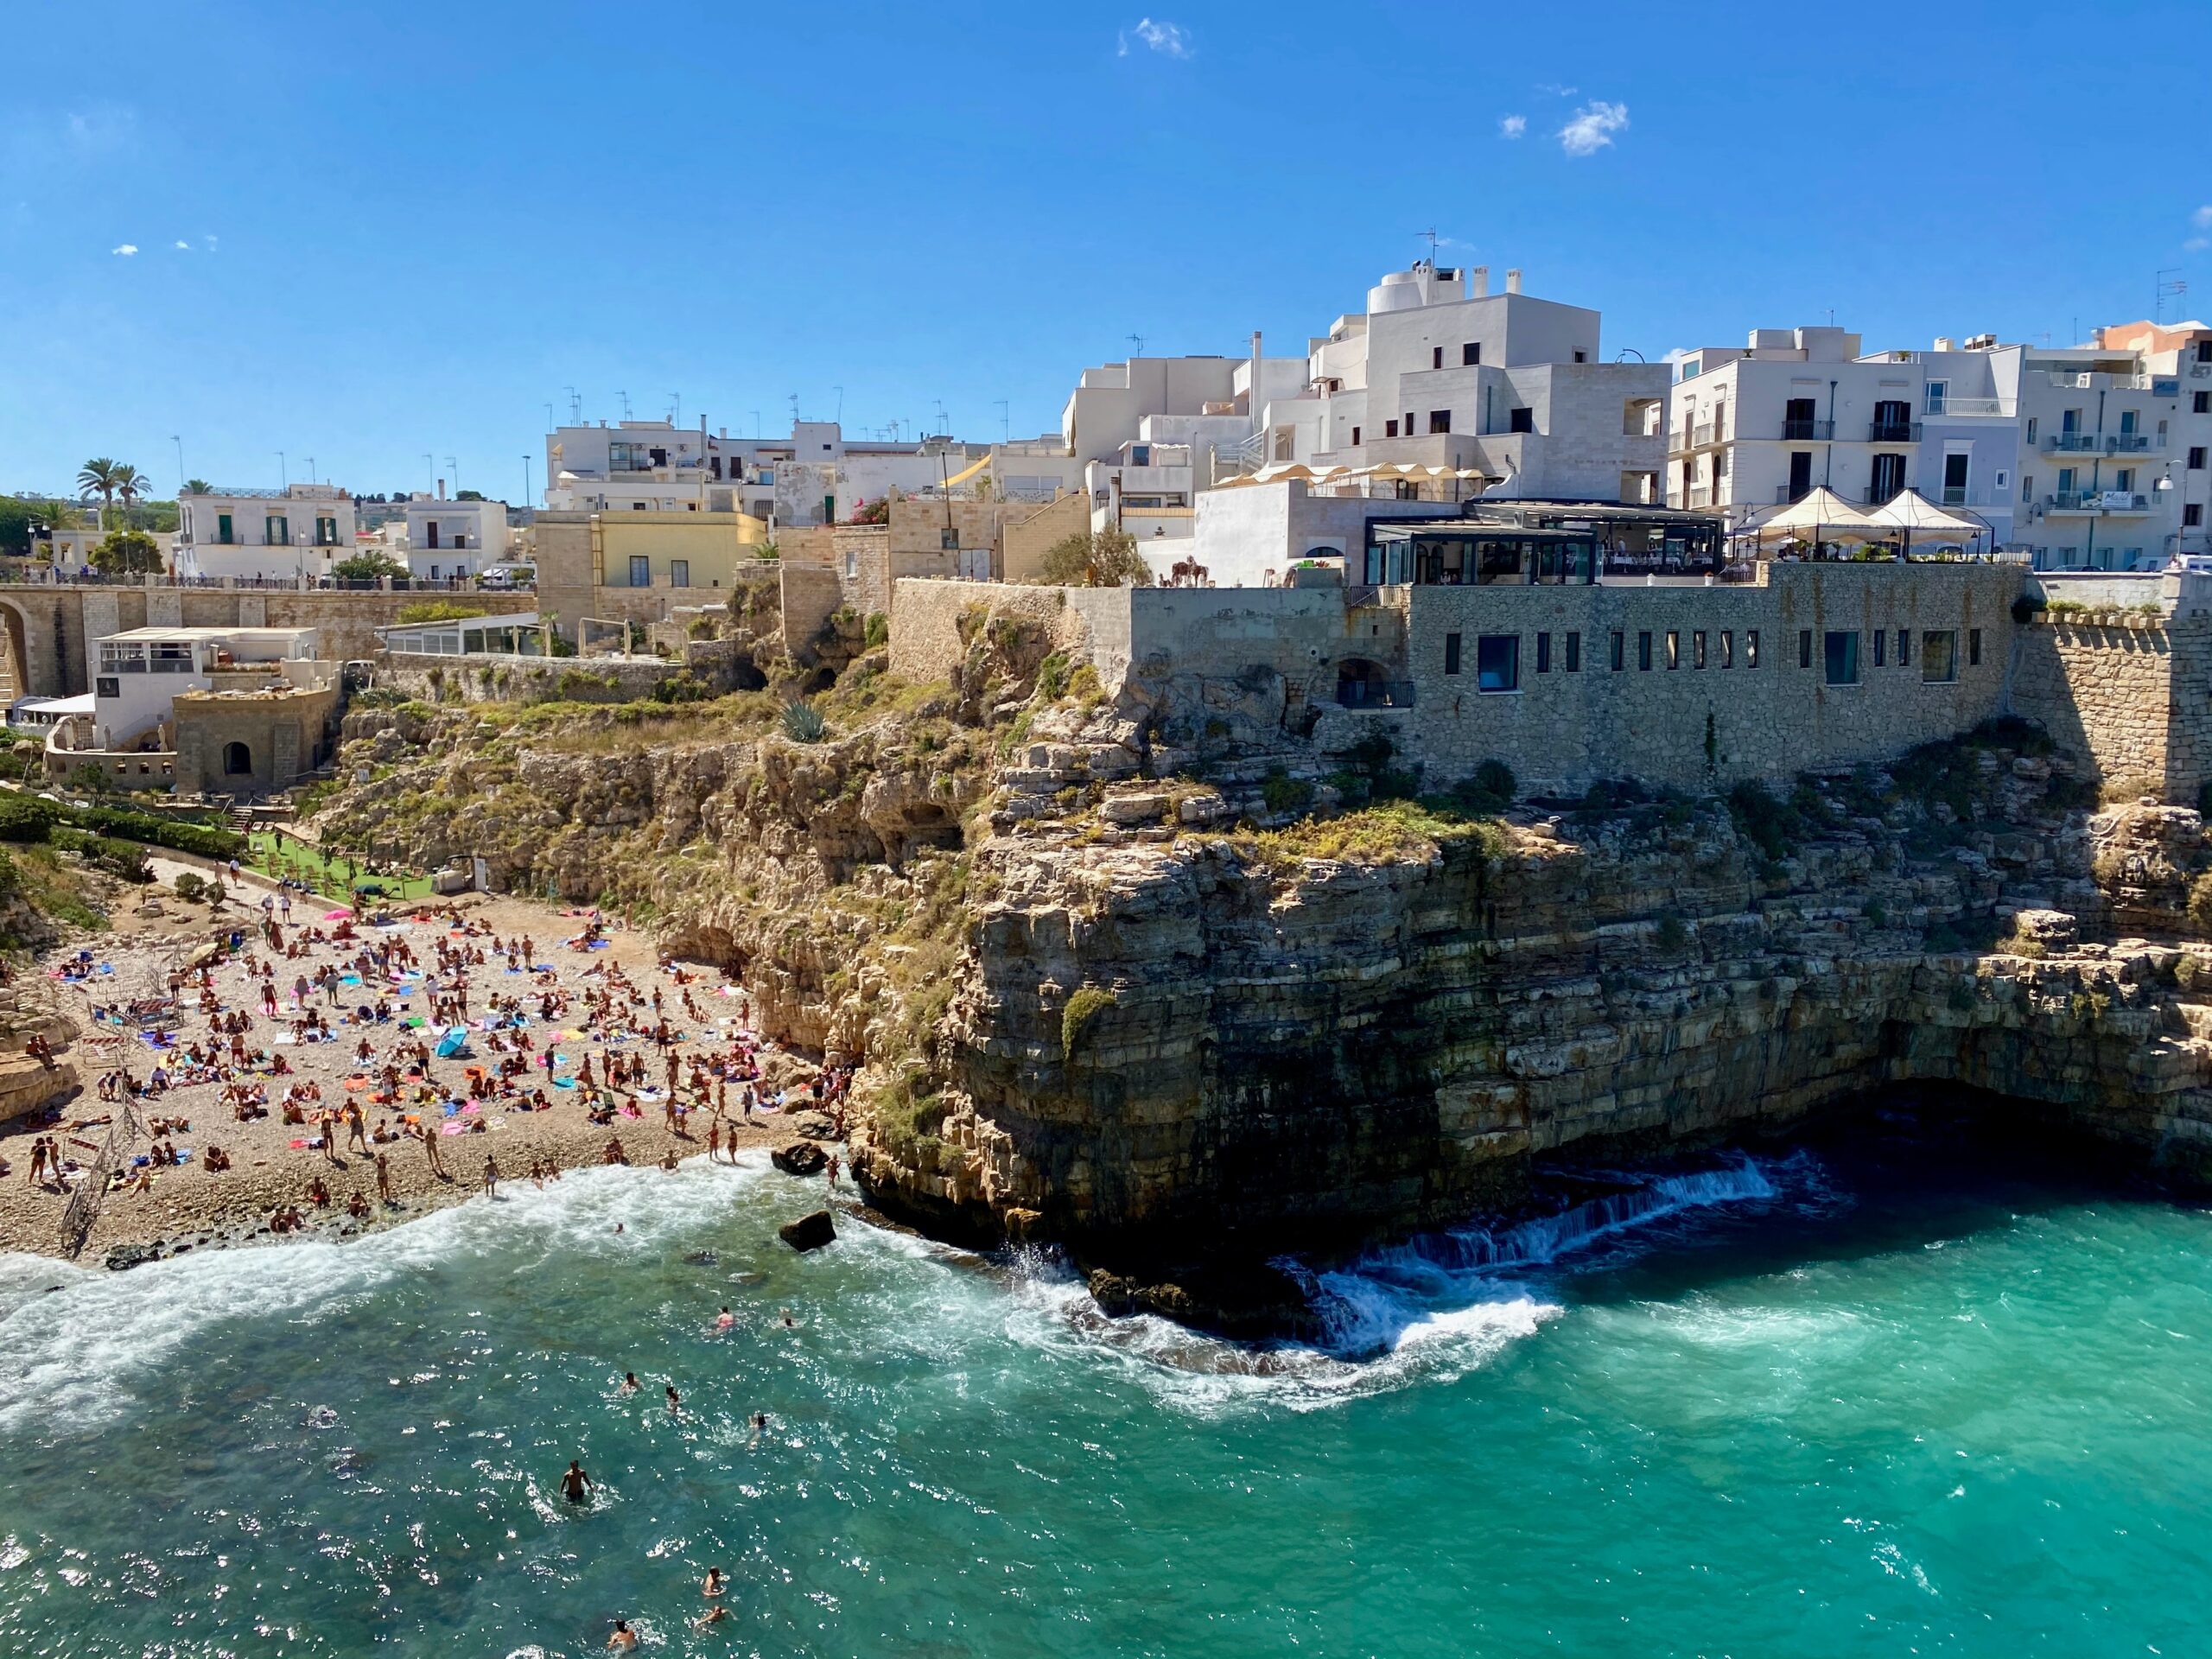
[0,601,32,702]
[223,741,253,777]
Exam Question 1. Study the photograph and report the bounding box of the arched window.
[223,741,251,776]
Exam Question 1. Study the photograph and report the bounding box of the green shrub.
[50,827,150,883]
[1448,759,1516,814]
[863,611,891,650]
[0,793,61,843]
[1653,913,1689,951]
[780,700,828,743]
[1035,652,1071,700]
[1061,986,1118,1055]
[1261,769,1315,815]
[1725,779,1805,860]
[173,871,207,903]
[79,806,243,861]
[2190,873,2212,938]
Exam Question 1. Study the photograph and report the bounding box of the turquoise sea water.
[0,1109,2207,1657]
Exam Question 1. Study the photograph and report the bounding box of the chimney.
[1505,268,1522,295]
[1933,335,1955,353]
[436,478,446,500]
[1470,265,1489,297]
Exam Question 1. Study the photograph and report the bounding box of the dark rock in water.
[105,1243,162,1272]
[791,1111,837,1141]
[1086,1260,1320,1344]
[683,1249,719,1267]
[772,1141,830,1178]
[778,1210,836,1252]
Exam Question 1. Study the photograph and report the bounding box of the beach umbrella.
[435,1026,469,1058]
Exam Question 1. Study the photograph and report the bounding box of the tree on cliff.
[89,528,164,575]
[1036,528,1151,588]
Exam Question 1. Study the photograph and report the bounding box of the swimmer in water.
[715,1306,734,1331]
[665,1383,682,1414]
[748,1410,768,1446]
[561,1459,592,1503]
[619,1371,641,1394]
[607,1618,639,1649]
[702,1567,727,1599]
[779,1307,796,1329]
[692,1604,728,1631]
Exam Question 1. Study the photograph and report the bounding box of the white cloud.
[172,239,191,251]
[1536,82,1579,99]
[2193,205,2212,230]
[2190,238,2210,253]
[1559,100,1628,157]
[111,243,137,256]
[203,234,218,251]
[1499,114,1527,139]
[1119,16,1190,57]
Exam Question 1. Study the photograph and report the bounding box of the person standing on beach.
[375,1151,394,1205]
[420,1119,447,1179]
[482,1155,499,1197]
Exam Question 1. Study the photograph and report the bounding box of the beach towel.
[440,1122,465,1135]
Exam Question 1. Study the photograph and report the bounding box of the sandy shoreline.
[0,880,846,1268]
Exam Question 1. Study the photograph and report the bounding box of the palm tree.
[115,465,150,528]
[183,478,211,496]
[76,458,124,531]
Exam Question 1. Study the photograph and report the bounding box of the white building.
[85,626,321,750]
[175,485,357,580]
[1249,262,1669,503]
[2089,319,2212,564]
[403,493,507,580]
[1667,326,2019,544]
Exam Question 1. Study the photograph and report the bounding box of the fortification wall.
[888,580,1133,685]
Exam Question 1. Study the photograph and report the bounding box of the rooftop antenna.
[993,399,1009,442]
[750,410,760,438]
[932,399,948,437]
[1126,333,1145,357]
[445,455,458,492]
[1417,227,1438,264]
[543,402,555,432]
[302,455,315,484]
[833,385,844,425]
[2157,268,2188,326]
[667,391,680,424]
[423,453,434,492]
[618,390,631,419]
[564,386,581,423]
[788,392,800,426]
[276,450,287,488]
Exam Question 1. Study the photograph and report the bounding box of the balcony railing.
[1686,485,1712,507]
[2046,432,2101,452]
[1773,485,1812,504]
[1926,395,2004,417]
[2047,491,2152,512]
[1868,421,1921,443]
[2105,433,2158,453]
[1781,419,1834,440]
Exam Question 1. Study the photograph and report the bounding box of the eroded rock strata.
[319,622,2212,1313]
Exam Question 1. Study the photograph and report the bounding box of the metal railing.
[1773,485,1813,504]
[2047,491,2152,512]
[1926,395,2004,417]
[1781,419,1834,440]
[1868,421,1921,442]
[2105,433,2159,453]
[2046,432,2102,452]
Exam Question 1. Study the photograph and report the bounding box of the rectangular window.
[1509,406,1535,434]
[1825,631,1859,685]
[1638,631,1653,671]
[1719,629,1733,669]
[2022,474,2034,505]
[1897,629,1910,666]
[1968,627,1982,666]
[265,514,288,545]
[1444,632,1462,676]
[1432,346,1444,370]
[1922,630,1957,683]
[1535,632,1552,674]
[1429,410,1452,435]
[1665,630,1680,670]
[216,512,232,544]
[1476,634,1520,692]
[670,558,690,588]
[1746,630,1759,669]
[1872,629,1886,668]
[628,555,651,586]
[1351,426,1361,447]
[2196,391,2211,415]
[1462,342,1480,366]
[2191,448,2207,471]
[940,528,960,550]
[2025,417,2037,445]
[2188,504,2205,527]
[1565,631,1580,672]
[1384,419,1399,439]
[1611,630,1625,671]
[1798,628,1813,669]
[1404,412,1414,437]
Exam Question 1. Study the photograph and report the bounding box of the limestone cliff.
[315,613,2212,1309]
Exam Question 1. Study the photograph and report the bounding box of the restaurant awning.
[1863,490,1986,537]
[1756,486,1878,538]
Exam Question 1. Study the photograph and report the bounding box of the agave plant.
[780,700,827,743]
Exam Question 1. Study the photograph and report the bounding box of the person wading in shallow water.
[561,1459,592,1503]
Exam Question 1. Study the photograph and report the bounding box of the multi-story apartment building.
[402,492,509,580]
[2093,319,2212,563]
[175,484,357,580]
[1666,327,2018,543]
[1252,262,1669,504]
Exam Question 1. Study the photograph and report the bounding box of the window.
[1872,629,1886,668]
[1968,628,1982,666]
[1565,631,1580,672]
[1798,629,1813,670]
[1444,632,1462,676]
[1429,410,1452,435]
[2025,418,2037,445]
[265,514,288,545]
[1824,631,1859,685]
[1693,630,1707,669]
[1924,379,1948,414]
[2196,391,2211,414]
[1384,419,1399,439]
[1897,629,1910,667]
[1922,630,1957,683]
[1665,630,1681,670]
[1462,342,1480,366]
[2199,340,2212,364]
[216,512,233,544]
[2022,474,2034,504]
[940,528,960,550]
[1719,629,1733,669]
[670,558,690,588]
[1611,630,1625,671]
[1746,630,1759,669]
[1638,631,1653,671]
[315,516,338,545]
[2116,468,2134,493]
[1351,426,1361,447]
[1404,412,1415,437]
[1509,407,1535,434]
[1535,632,1552,674]
[1871,452,1907,501]
[628,555,651,586]
[2189,505,2205,527]
[1476,634,1520,692]
[1433,346,1444,370]
[1573,350,1587,364]
[2191,448,2207,471]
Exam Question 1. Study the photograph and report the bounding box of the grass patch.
[1061,986,1117,1055]
[1236,798,1506,872]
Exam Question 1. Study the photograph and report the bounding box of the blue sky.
[4,0,2209,503]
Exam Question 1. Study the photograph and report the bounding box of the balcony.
[1773,485,1813,504]
[1685,485,1712,508]
[1781,419,1833,440]
[2105,433,2160,454]
[1926,395,2005,417]
[1868,421,1921,443]
[2047,491,2152,513]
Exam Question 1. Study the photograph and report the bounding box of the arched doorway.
[223,741,252,777]
[0,601,32,702]
[1335,658,1407,709]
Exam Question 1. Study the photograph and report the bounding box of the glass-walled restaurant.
[1361,505,1723,586]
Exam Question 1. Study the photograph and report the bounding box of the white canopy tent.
[1864,489,1991,554]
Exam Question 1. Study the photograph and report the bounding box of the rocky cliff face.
[317,625,2212,1309]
